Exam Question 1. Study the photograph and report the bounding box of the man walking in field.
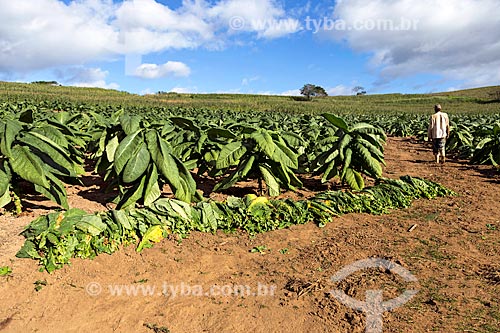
[428,104,450,163]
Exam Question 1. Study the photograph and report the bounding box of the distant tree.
[300,84,315,99]
[300,84,328,100]
[314,86,328,97]
[31,81,59,86]
[352,86,366,95]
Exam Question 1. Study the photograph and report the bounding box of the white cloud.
[258,18,302,39]
[254,90,273,95]
[55,67,119,89]
[134,61,191,79]
[168,86,240,94]
[281,89,301,96]
[207,0,301,39]
[215,88,242,94]
[242,76,260,86]
[327,85,353,96]
[114,0,214,54]
[328,0,500,88]
[140,88,154,95]
[0,0,118,73]
[72,80,119,90]
[0,0,300,75]
[170,86,198,94]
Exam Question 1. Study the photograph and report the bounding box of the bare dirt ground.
[1,137,499,333]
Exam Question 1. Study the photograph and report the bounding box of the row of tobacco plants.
[1,104,390,210]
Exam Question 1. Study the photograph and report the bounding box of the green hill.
[1,81,499,115]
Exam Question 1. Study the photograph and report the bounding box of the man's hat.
[434,104,442,111]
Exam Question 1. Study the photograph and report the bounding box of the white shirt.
[428,111,449,139]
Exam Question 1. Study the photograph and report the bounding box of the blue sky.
[1,0,499,96]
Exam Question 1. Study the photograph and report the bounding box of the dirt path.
[1,137,499,333]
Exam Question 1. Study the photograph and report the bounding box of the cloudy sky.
[1,0,499,95]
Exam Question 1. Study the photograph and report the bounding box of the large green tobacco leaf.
[154,139,180,184]
[356,138,385,164]
[105,135,119,162]
[344,168,364,191]
[338,134,352,160]
[273,163,302,190]
[0,167,9,195]
[281,131,305,148]
[0,188,10,207]
[34,172,69,209]
[120,115,142,136]
[32,125,71,149]
[340,148,352,179]
[321,159,338,183]
[259,165,280,196]
[75,215,107,236]
[117,174,147,209]
[240,155,255,177]
[18,132,78,177]
[123,142,150,183]
[176,159,199,202]
[143,164,161,206]
[94,128,108,158]
[148,133,168,168]
[212,171,240,192]
[250,130,275,157]
[213,155,255,192]
[145,129,159,156]
[200,202,219,232]
[322,113,349,131]
[207,128,237,140]
[1,119,22,158]
[351,123,386,137]
[353,142,382,177]
[150,133,198,203]
[272,141,298,169]
[10,145,50,188]
[324,149,340,165]
[170,117,200,131]
[216,141,247,169]
[114,130,142,175]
